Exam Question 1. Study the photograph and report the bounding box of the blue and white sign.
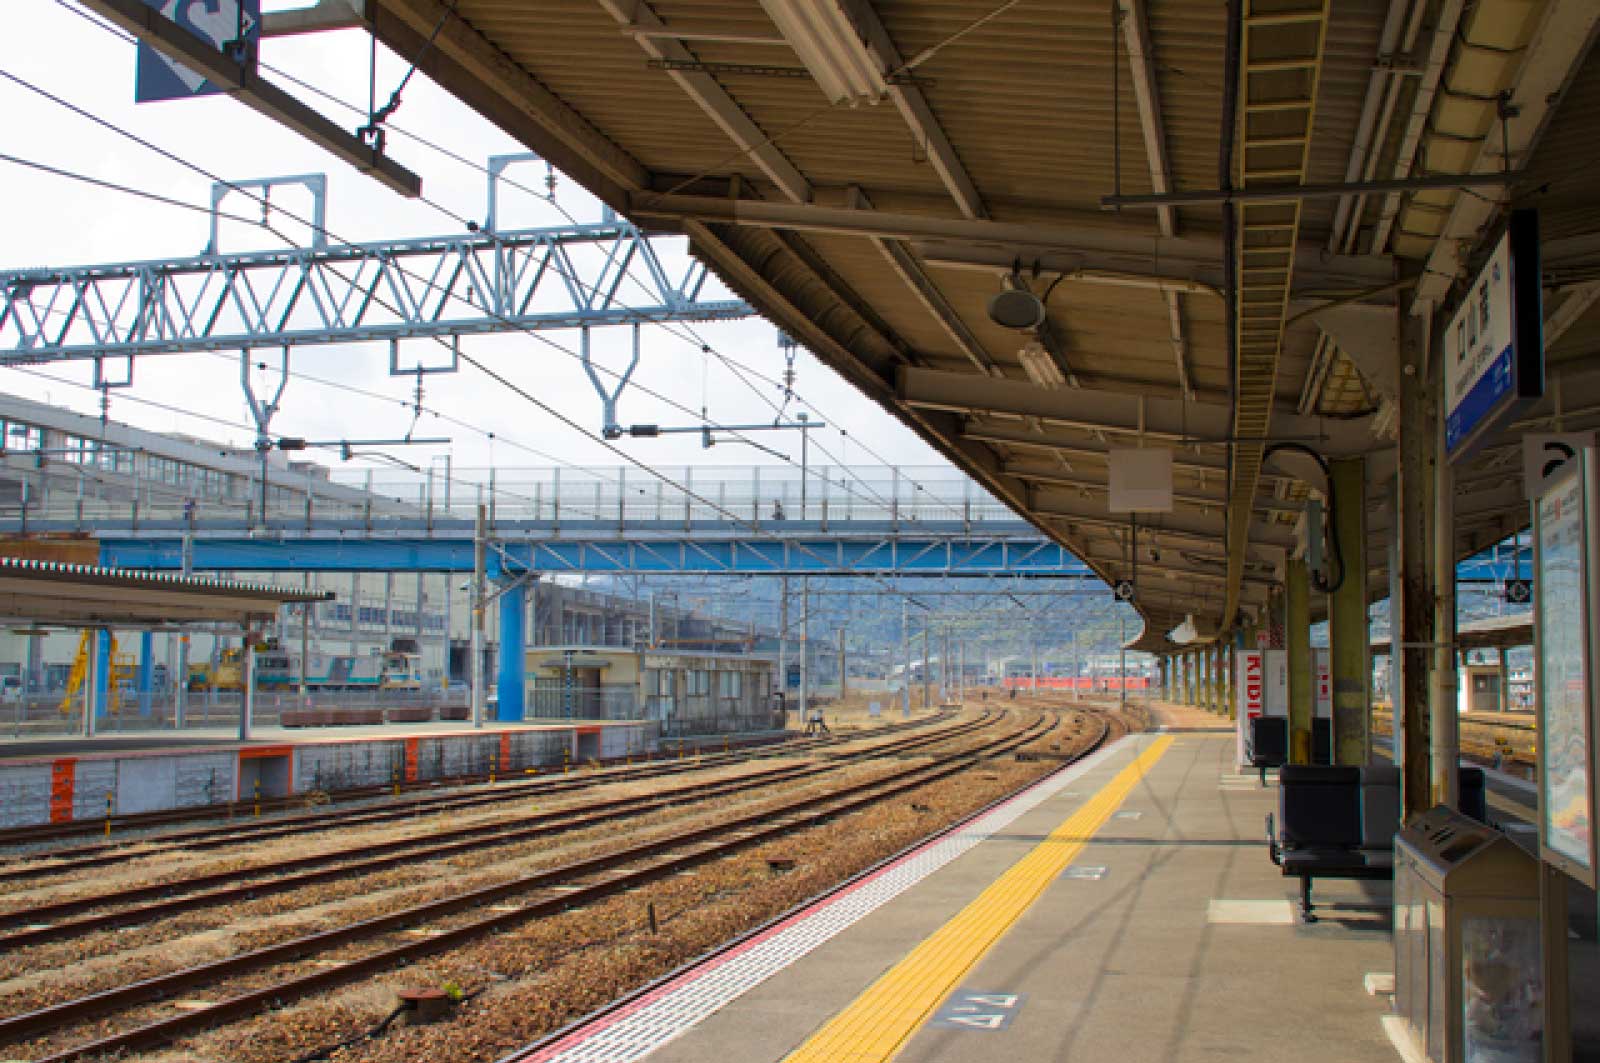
[135,0,260,104]
[1443,210,1543,461]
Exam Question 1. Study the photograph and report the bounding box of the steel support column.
[497,580,527,722]
[93,628,112,721]
[1397,311,1437,814]
[1328,457,1370,765]
[1286,558,1312,764]
[137,631,154,719]
[1431,373,1458,806]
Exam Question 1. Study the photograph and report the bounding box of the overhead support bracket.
[79,0,423,198]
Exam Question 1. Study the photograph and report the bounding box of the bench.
[1246,716,1288,783]
[1268,763,1489,921]
[1267,765,1392,920]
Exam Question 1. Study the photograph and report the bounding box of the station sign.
[1443,210,1543,462]
[135,0,261,104]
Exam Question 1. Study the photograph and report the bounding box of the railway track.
[0,712,962,882]
[1372,709,1538,777]
[0,730,802,850]
[0,709,1074,1063]
[0,714,1005,947]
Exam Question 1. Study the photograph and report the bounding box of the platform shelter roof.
[0,557,332,628]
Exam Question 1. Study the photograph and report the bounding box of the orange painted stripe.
[238,744,293,760]
[48,759,75,823]
[498,732,512,773]
[403,737,419,783]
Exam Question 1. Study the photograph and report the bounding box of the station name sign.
[1443,209,1543,462]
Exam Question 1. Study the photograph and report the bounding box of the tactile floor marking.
[515,738,1137,1063]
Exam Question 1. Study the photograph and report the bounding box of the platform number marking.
[1522,432,1593,499]
[932,991,1024,1031]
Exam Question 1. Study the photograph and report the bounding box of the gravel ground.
[136,707,1107,1063]
[0,706,1108,1063]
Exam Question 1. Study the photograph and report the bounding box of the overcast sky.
[0,1,958,502]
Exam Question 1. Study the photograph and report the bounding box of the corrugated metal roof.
[374,0,1600,648]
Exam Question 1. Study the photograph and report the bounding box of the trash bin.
[1393,806,1542,1062]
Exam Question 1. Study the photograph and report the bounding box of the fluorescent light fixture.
[1017,340,1066,390]
[758,0,888,106]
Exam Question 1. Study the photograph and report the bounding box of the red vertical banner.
[49,759,76,823]
[403,738,419,783]
[498,732,511,774]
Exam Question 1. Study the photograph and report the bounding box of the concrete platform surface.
[0,718,643,764]
[589,732,1399,1063]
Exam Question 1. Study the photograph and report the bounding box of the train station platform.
[516,730,1403,1063]
[0,718,658,829]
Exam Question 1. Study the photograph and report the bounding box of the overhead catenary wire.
[0,68,946,606]
[43,0,969,518]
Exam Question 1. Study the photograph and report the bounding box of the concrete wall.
[0,722,658,829]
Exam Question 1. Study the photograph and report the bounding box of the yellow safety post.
[253,779,261,817]
[104,791,113,837]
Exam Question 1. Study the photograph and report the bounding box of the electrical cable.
[1262,441,1344,594]
[43,0,967,518]
[0,69,938,606]
[0,152,262,227]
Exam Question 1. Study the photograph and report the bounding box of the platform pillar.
[137,630,154,718]
[1394,312,1438,815]
[93,627,112,721]
[1327,456,1370,766]
[1286,558,1312,764]
[1224,641,1236,720]
[1202,647,1216,713]
[497,578,527,722]
[1496,647,1510,713]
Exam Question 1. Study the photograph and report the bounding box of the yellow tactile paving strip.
[784,736,1174,1063]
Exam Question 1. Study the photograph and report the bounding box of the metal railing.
[1,465,1022,532]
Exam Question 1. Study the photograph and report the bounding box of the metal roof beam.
[377,0,648,202]
[630,193,1396,291]
[840,0,985,219]
[596,0,810,203]
[1116,0,1193,400]
[1408,1,1600,311]
[847,187,997,375]
[1027,487,1296,551]
[897,367,1379,454]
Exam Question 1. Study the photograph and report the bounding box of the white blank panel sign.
[1108,448,1174,512]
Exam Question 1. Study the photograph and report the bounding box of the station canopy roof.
[0,558,331,628]
[347,0,1600,650]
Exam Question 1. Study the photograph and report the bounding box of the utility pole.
[942,625,951,704]
[778,576,788,708]
[922,626,931,708]
[901,599,911,717]
[837,626,846,701]
[799,577,810,720]
[470,498,486,729]
[1119,614,1127,708]
[176,530,192,728]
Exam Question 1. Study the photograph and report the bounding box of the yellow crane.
[59,632,136,714]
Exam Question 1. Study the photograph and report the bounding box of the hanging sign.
[1443,210,1543,462]
[135,0,261,104]
[1524,432,1594,499]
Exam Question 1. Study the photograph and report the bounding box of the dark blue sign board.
[135,0,261,104]
[1443,210,1543,461]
